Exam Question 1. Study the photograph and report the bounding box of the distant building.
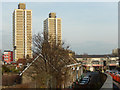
[3,50,13,64]
[112,48,120,56]
[13,3,32,61]
[76,54,119,71]
[44,12,62,44]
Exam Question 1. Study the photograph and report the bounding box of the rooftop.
[75,54,118,58]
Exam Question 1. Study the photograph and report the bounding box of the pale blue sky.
[2,2,118,54]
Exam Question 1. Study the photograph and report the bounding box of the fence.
[107,72,120,83]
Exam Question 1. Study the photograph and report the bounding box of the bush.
[2,65,10,73]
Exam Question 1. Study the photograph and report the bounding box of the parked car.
[79,76,90,85]
[79,80,86,85]
[79,80,88,85]
[83,76,89,79]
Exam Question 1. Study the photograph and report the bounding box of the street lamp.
[106,56,110,70]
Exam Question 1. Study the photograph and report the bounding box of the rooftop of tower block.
[18,3,26,9]
[49,12,56,18]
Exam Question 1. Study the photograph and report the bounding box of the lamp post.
[101,58,104,73]
[106,56,110,70]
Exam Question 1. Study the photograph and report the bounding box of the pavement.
[101,73,113,89]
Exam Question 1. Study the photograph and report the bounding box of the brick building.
[3,50,13,64]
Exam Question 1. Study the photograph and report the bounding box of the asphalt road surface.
[74,71,106,89]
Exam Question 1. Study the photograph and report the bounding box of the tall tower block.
[13,3,32,61]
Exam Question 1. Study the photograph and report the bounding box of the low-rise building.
[3,50,13,64]
[112,48,120,56]
[76,55,119,71]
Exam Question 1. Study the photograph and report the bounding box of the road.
[72,71,120,89]
[73,71,106,89]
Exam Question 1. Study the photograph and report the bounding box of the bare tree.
[24,33,77,88]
